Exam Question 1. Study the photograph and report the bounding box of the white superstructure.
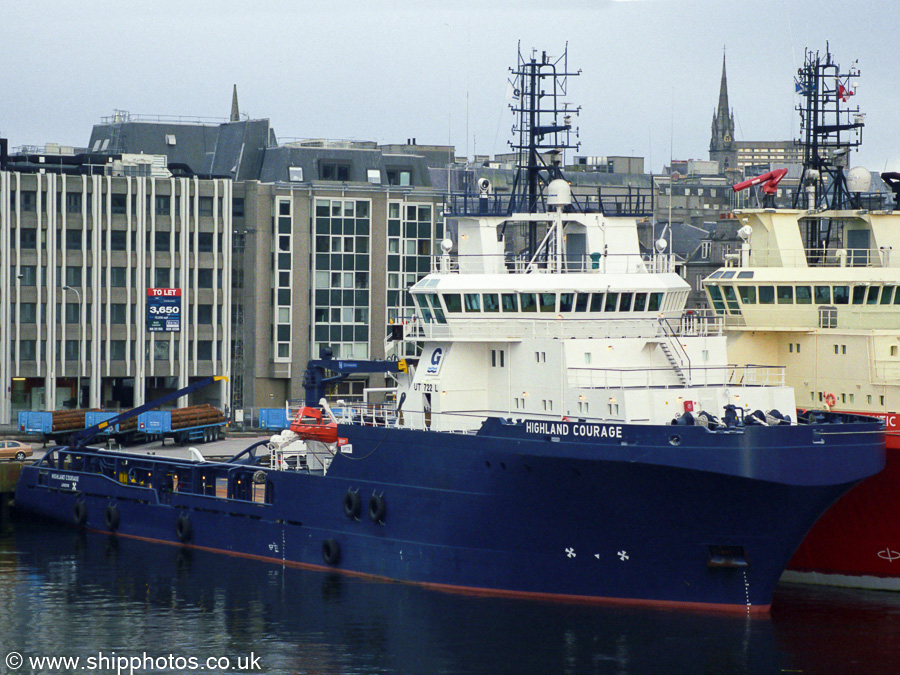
[390,181,795,432]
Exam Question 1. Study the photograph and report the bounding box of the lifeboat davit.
[289,407,338,443]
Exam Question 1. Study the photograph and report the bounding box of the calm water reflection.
[2,517,900,674]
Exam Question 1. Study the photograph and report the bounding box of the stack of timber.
[49,409,100,432]
[169,404,226,430]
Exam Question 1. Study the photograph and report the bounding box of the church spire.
[709,51,736,172]
[230,84,240,122]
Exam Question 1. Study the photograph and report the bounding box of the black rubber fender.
[368,494,386,523]
[322,538,341,565]
[175,513,192,543]
[343,490,361,519]
[104,504,120,532]
[73,501,87,528]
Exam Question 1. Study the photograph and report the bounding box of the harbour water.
[2,516,900,675]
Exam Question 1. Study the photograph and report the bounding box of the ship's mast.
[792,45,864,211]
[507,44,581,254]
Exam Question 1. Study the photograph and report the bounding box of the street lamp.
[62,285,83,408]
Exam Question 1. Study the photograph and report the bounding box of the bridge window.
[881,286,895,305]
[575,293,589,312]
[519,293,537,312]
[795,286,812,304]
[852,286,866,304]
[777,286,793,304]
[648,293,663,312]
[722,286,741,313]
[758,286,775,304]
[501,293,518,312]
[833,286,850,304]
[633,293,647,311]
[737,286,756,304]
[618,292,633,312]
[464,293,481,311]
[895,288,900,305]
[443,293,462,313]
[427,294,446,323]
[539,293,556,312]
[814,286,831,304]
[736,271,754,279]
[589,293,605,312]
[559,293,574,312]
[483,293,500,312]
[605,293,619,312]
[866,286,880,305]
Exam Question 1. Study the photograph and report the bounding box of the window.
[366,169,381,184]
[17,266,37,286]
[65,340,79,361]
[814,286,831,304]
[110,304,127,323]
[20,340,36,360]
[483,294,500,313]
[20,191,36,212]
[64,303,80,323]
[700,241,711,259]
[110,340,127,360]
[737,286,756,304]
[444,294,462,313]
[110,230,127,251]
[197,269,213,288]
[758,286,775,304]
[288,167,304,182]
[501,293,517,312]
[519,293,537,313]
[20,303,36,323]
[777,286,793,304]
[66,192,82,213]
[111,194,127,215]
[65,266,82,287]
[155,195,171,216]
[197,341,213,360]
[198,197,214,217]
[198,304,213,324]
[832,286,850,305]
[20,228,37,249]
[320,162,351,181]
[795,286,812,304]
[232,198,245,218]
[539,293,556,312]
[110,267,127,287]
[386,169,412,186]
[155,268,171,287]
[66,229,82,250]
[198,232,214,253]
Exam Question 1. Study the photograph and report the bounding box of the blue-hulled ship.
[14,47,885,614]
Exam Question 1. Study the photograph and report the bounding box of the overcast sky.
[3,0,898,173]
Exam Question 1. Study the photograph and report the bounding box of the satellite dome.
[547,179,572,207]
[847,166,872,193]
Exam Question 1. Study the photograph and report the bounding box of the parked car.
[0,440,33,461]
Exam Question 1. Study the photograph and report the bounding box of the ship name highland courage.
[525,421,623,438]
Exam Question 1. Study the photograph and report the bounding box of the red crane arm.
[732,168,788,195]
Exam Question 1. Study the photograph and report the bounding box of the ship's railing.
[431,252,676,275]
[567,364,785,390]
[727,246,891,269]
[400,313,722,342]
[444,186,653,218]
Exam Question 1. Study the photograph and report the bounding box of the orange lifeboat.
[289,407,338,443]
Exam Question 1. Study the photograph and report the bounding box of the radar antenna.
[792,45,865,211]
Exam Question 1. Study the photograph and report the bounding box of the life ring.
[322,538,341,565]
[175,514,192,543]
[824,393,837,408]
[343,490,361,519]
[73,501,87,527]
[368,494,386,523]
[105,504,120,532]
